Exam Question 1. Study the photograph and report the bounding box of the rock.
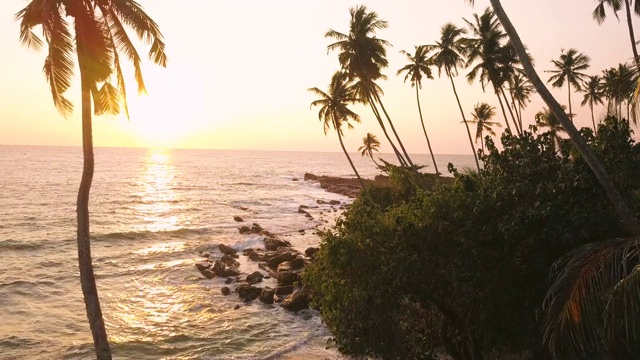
[305,213,313,219]
[264,238,291,251]
[276,262,299,286]
[269,252,296,269]
[298,229,305,234]
[275,285,294,296]
[233,216,244,222]
[200,269,216,279]
[260,230,277,238]
[299,205,309,210]
[239,226,251,234]
[243,248,263,261]
[259,287,275,304]
[290,256,305,270]
[280,289,310,312]
[225,277,235,284]
[329,200,341,205]
[195,261,212,272]
[251,223,263,233]
[218,244,238,256]
[246,271,265,285]
[221,287,231,296]
[221,254,240,268]
[316,199,328,205]
[237,284,262,302]
[298,208,309,214]
[305,247,319,258]
[292,178,299,181]
[234,304,241,310]
[212,260,241,277]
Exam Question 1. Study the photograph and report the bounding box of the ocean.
[0,146,474,360]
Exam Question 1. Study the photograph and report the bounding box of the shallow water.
[0,146,474,359]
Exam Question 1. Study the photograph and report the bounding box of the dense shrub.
[304,118,640,360]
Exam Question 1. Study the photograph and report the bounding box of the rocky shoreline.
[303,172,389,198]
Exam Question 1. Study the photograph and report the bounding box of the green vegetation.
[16,1,167,358]
[304,117,640,359]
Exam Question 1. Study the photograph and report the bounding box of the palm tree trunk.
[568,82,573,122]
[365,89,406,166]
[494,87,513,134]
[500,87,522,135]
[591,98,598,135]
[333,116,366,189]
[372,91,415,167]
[75,19,112,360]
[490,0,640,235]
[624,0,640,64]
[416,85,440,175]
[447,68,480,172]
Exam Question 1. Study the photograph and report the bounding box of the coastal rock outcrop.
[280,289,310,312]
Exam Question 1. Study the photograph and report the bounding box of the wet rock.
[259,287,275,304]
[298,208,309,214]
[212,260,241,277]
[218,244,238,256]
[276,262,299,286]
[264,238,291,251]
[221,287,231,296]
[290,256,305,270]
[246,271,265,285]
[280,289,310,312]
[237,284,262,302]
[329,200,341,205]
[299,205,309,210]
[292,178,299,181]
[268,252,296,269]
[239,225,251,234]
[233,216,244,222]
[195,261,212,273]
[243,248,263,262]
[305,247,319,258]
[225,277,235,285]
[298,229,305,234]
[316,199,328,205]
[251,223,263,233]
[234,304,241,310]
[221,254,240,268]
[200,269,216,279]
[275,285,294,296]
[305,213,313,219]
[260,230,277,238]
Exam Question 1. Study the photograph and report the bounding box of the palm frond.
[42,2,75,116]
[15,0,45,51]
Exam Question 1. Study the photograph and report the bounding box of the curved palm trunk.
[76,20,112,360]
[415,85,440,175]
[365,90,406,166]
[590,98,598,135]
[500,87,522,135]
[372,91,415,167]
[447,69,480,171]
[333,116,365,189]
[490,0,640,235]
[568,82,573,122]
[624,0,640,64]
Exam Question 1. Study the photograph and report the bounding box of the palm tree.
[358,132,381,167]
[602,64,637,119]
[325,5,414,167]
[581,75,606,133]
[508,72,536,131]
[466,2,640,355]
[425,23,480,172]
[464,7,520,135]
[468,102,500,152]
[309,71,365,188]
[592,0,640,64]
[546,48,591,122]
[16,2,167,359]
[397,46,439,175]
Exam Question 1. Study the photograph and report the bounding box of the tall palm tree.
[397,45,439,175]
[16,2,167,359]
[464,7,520,135]
[581,75,606,133]
[508,72,536,131]
[465,1,640,357]
[602,64,637,120]
[468,102,500,152]
[309,71,365,188]
[358,132,381,167]
[592,0,640,64]
[425,23,480,172]
[325,5,414,167]
[546,48,591,122]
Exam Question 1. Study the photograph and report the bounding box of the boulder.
[276,263,299,286]
[299,205,309,210]
[246,271,264,285]
[275,285,294,296]
[280,289,310,312]
[200,269,216,279]
[237,284,262,302]
[264,238,291,251]
[195,261,212,273]
[212,260,241,278]
[251,223,263,233]
[269,252,296,269]
[221,287,231,296]
[239,226,251,234]
[305,247,320,258]
[259,287,275,304]
[233,216,244,222]
[225,277,235,285]
[243,248,263,261]
[290,256,305,270]
[218,244,238,256]
[329,200,341,205]
[298,208,309,215]
[221,254,240,268]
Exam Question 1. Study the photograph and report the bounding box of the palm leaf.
[42,2,75,116]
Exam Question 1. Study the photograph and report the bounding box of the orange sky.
[0,0,636,154]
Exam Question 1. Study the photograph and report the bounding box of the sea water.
[0,146,474,359]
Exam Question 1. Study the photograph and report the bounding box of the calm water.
[0,146,474,360]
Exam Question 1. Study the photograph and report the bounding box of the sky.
[0,0,636,154]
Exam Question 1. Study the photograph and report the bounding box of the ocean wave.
[93,227,214,242]
[0,239,47,251]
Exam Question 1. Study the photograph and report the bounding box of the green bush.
[304,118,640,360]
